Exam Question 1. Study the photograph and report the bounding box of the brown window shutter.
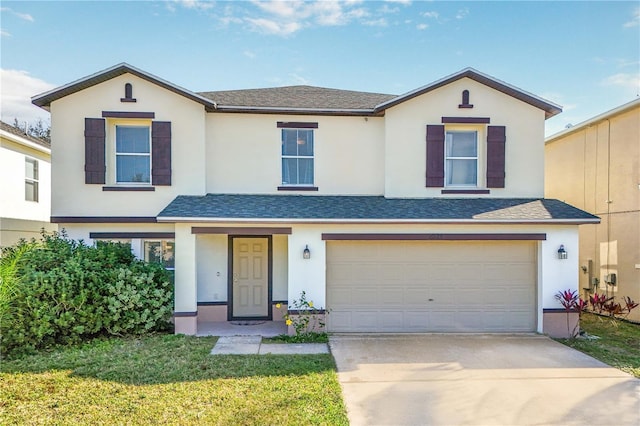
[84,118,106,184]
[486,125,506,188]
[426,125,445,187]
[152,121,171,186]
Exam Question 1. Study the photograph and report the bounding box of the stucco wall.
[195,233,288,303]
[205,113,385,195]
[49,73,207,217]
[169,221,579,333]
[384,78,546,198]
[0,138,51,222]
[545,103,640,321]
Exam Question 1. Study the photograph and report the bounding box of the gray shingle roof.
[198,86,396,111]
[157,194,599,223]
[0,120,50,149]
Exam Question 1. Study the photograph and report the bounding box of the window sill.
[277,186,319,192]
[441,189,490,194]
[102,186,155,192]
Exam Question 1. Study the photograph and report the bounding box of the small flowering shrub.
[281,291,327,342]
[555,289,587,338]
[588,292,638,319]
[556,289,640,339]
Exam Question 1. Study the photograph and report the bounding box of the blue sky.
[1,1,638,136]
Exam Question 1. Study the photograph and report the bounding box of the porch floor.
[197,321,287,337]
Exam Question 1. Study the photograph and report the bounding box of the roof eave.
[31,63,217,110]
[0,128,51,154]
[546,97,640,144]
[156,217,600,225]
[374,67,562,119]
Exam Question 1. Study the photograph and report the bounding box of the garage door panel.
[327,241,536,333]
[405,288,431,304]
[404,265,432,281]
[352,311,381,330]
[380,289,404,304]
[379,311,404,329]
[405,311,430,328]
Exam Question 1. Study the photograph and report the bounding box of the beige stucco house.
[0,121,56,247]
[545,99,639,322]
[32,63,598,337]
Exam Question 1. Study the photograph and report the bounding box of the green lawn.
[555,312,640,378]
[0,334,348,425]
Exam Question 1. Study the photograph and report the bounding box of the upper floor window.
[25,157,39,202]
[144,240,175,270]
[282,128,314,186]
[445,131,477,186]
[116,125,150,184]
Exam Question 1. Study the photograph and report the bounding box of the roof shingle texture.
[0,121,50,148]
[198,86,396,110]
[158,194,599,222]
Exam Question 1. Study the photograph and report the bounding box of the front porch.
[197,320,287,337]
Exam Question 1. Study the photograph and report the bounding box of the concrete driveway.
[329,334,639,426]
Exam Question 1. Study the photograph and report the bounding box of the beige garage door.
[326,240,537,333]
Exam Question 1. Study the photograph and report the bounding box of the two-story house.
[32,64,598,338]
[546,99,639,323]
[0,121,56,247]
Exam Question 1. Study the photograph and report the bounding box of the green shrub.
[0,231,173,357]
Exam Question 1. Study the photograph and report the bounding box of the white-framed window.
[281,128,314,185]
[445,131,478,187]
[94,239,132,249]
[25,157,39,202]
[143,240,175,270]
[116,125,150,184]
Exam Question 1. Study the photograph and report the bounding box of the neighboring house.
[32,63,598,338]
[0,121,56,247]
[545,99,640,323]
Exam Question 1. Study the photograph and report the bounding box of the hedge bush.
[0,231,173,356]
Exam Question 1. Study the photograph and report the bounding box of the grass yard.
[555,312,640,378]
[0,334,348,425]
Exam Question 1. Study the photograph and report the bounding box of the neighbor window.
[116,125,150,184]
[144,240,175,269]
[25,158,39,202]
[445,131,478,186]
[282,129,314,185]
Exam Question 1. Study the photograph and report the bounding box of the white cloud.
[1,28,11,37]
[617,58,640,68]
[455,8,469,20]
[243,50,256,59]
[186,0,399,36]
[385,0,411,5]
[416,23,428,30]
[0,7,34,22]
[245,17,301,36]
[0,69,55,125]
[253,0,299,18]
[175,0,214,11]
[602,72,640,91]
[422,11,439,19]
[363,18,388,27]
[623,7,639,28]
[289,73,310,85]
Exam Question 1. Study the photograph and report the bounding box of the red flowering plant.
[555,289,588,338]
[589,293,611,314]
[588,293,638,320]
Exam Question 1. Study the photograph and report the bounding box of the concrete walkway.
[330,334,640,426]
[210,335,329,355]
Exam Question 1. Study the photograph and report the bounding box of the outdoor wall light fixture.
[303,245,311,259]
[557,245,568,260]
